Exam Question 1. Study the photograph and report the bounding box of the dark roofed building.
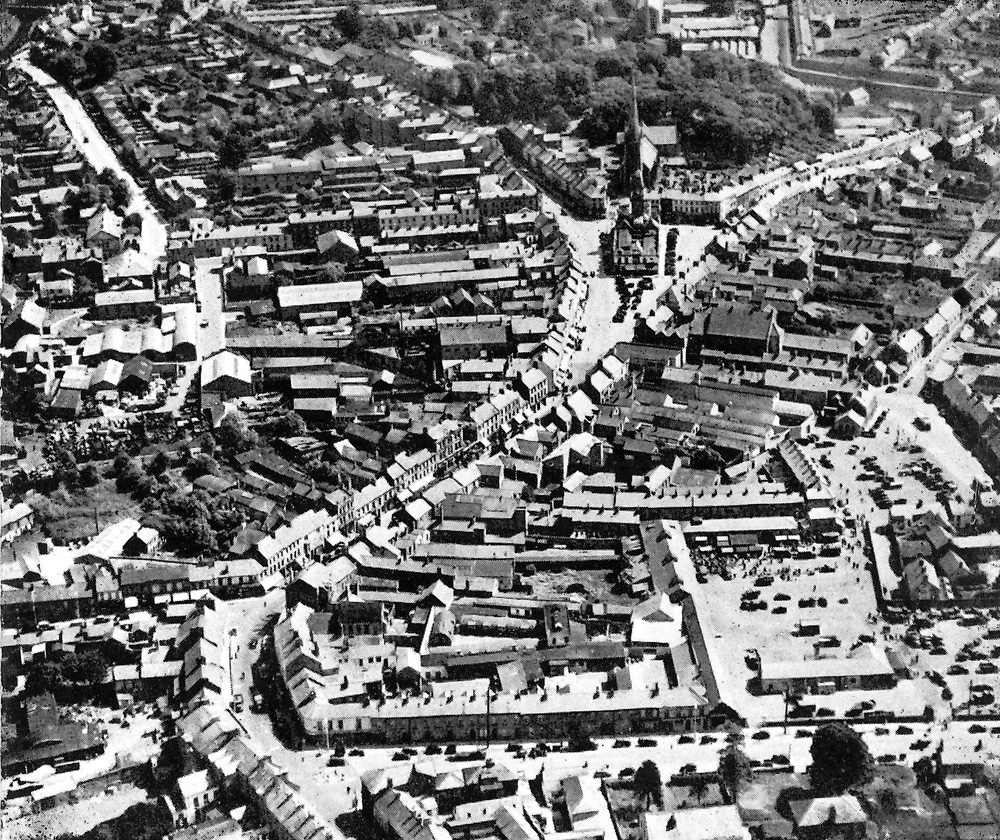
[119,356,154,395]
[331,601,386,638]
[2,692,106,774]
[50,387,83,418]
[700,302,782,359]
[439,322,511,362]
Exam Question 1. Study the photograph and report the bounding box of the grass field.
[29,477,142,544]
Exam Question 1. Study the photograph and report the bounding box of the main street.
[216,592,979,832]
[538,194,625,386]
[14,55,168,263]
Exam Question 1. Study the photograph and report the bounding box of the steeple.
[629,75,646,219]
[630,74,641,146]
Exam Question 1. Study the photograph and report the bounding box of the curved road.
[15,56,168,262]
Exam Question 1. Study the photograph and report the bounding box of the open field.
[528,568,639,606]
[28,477,142,544]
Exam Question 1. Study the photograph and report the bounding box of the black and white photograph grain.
[1,0,999,837]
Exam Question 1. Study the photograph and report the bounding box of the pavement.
[210,582,988,831]
[220,593,364,825]
[654,222,717,306]
[759,0,791,66]
[15,56,168,263]
[538,194,626,386]
[193,260,226,359]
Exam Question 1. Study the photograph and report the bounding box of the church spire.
[629,75,646,219]
[630,74,641,144]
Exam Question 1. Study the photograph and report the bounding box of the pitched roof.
[790,795,866,827]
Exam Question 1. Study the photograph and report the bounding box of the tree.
[25,650,108,693]
[63,650,108,685]
[469,39,488,61]
[48,50,85,87]
[148,450,171,477]
[84,41,118,84]
[112,453,143,493]
[548,104,570,132]
[718,744,753,804]
[264,411,307,439]
[80,463,101,487]
[633,759,663,809]
[219,129,251,171]
[198,431,218,457]
[213,168,238,203]
[25,660,65,695]
[184,453,219,480]
[1,370,40,421]
[335,3,364,40]
[809,723,875,794]
[321,261,347,284]
[215,411,258,455]
[160,0,185,15]
[99,168,131,208]
[360,16,398,49]
[476,0,502,31]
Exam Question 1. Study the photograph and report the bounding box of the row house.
[468,390,527,442]
[253,509,337,582]
[386,448,437,494]
[171,221,294,259]
[351,477,394,528]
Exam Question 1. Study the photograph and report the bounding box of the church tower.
[627,78,647,219]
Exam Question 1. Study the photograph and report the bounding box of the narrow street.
[15,56,168,262]
[222,594,363,826]
[193,261,226,359]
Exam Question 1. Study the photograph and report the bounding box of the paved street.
[213,592,977,831]
[654,222,717,304]
[538,195,628,385]
[193,261,226,359]
[15,56,168,263]
[759,0,791,66]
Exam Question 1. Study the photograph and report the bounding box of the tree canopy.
[633,759,664,808]
[718,743,753,804]
[422,42,823,165]
[215,411,259,455]
[25,649,110,694]
[809,723,875,794]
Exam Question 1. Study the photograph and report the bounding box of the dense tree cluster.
[260,410,308,440]
[29,37,119,89]
[145,490,244,557]
[23,643,135,694]
[424,43,825,165]
[214,411,259,455]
